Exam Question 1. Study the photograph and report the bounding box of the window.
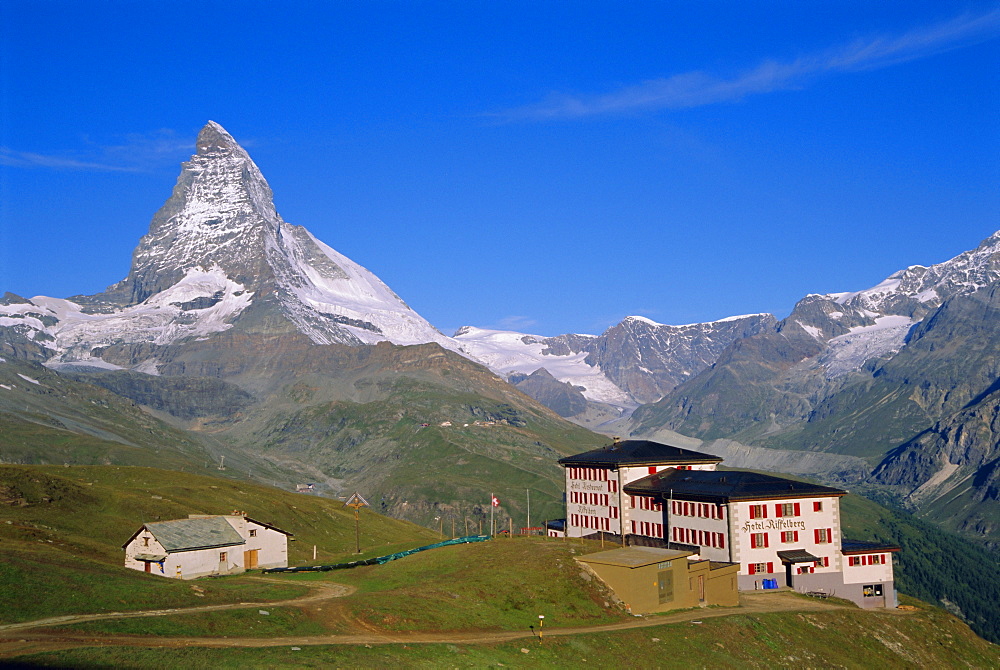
[751,532,769,549]
[781,531,799,543]
[143,536,149,547]
[777,502,800,517]
[813,501,823,512]
[219,552,227,562]
[814,557,829,568]
[749,504,767,519]
[849,556,860,566]
[815,528,831,544]
[862,584,884,598]
[749,562,769,574]
[249,529,257,537]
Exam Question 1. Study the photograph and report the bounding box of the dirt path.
[0,578,353,634]
[0,590,869,659]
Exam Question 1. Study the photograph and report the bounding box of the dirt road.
[0,587,868,660]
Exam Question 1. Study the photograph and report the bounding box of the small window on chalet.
[220,552,227,562]
[143,536,149,547]
[249,529,257,537]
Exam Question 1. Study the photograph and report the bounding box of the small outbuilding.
[123,513,292,579]
[576,546,739,614]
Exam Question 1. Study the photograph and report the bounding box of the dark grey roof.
[624,469,846,503]
[841,539,901,554]
[777,549,821,564]
[145,517,245,553]
[558,440,723,467]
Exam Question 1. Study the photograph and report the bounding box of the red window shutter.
[814,501,821,512]
[767,562,773,573]
[793,531,799,542]
[775,504,782,518]
[794,502,801,516]
[764,533,769,548]
[827,528,832,543]
[631,521,636,533]
[748,563,756,575]
[649,466,656,475]
[750,534,758,549]
[814,529,820,543]
[750,505,757,519]
[720,533,726,549]
[762,505,768,518]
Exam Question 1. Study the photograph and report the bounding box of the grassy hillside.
[7,537,999,669]
[0,464,436,624]
[15,601,999,669]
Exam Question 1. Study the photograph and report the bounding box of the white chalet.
[123,514,292,579]
[558,439,900,609]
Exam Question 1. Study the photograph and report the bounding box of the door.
[144,561,151,573]
[244,549,259,569]
[698,575,705,603]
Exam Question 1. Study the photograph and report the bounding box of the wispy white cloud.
[499,10,1000,121]
[0,148,138,171]
[1,128,193,172]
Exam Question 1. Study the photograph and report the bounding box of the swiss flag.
[491,495,500,507]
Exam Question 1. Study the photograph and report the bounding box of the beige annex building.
[577,546,739,614]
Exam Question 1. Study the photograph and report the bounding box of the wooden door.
[244,549,259,569]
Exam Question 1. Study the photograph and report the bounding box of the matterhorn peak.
[43,120,453,360]
[196,120,240,155]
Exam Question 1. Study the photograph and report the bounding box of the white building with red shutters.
[558,439,900,609]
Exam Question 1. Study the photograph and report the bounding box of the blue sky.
[1,2,998,336]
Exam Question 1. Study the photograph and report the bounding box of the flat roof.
[558,440,723,468]
[575,546,693,568]
[841,539,901,554]
[624,468,846,503]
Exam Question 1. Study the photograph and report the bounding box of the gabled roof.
[558,440,723,468]
[245,517,294,536]
[841,539,901,554]
[142,517,245,553]
[624,469,846,503]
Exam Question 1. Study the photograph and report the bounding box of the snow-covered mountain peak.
[826,230,1000,315]
[1,122,452,366]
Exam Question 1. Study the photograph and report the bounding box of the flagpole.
[490,492,494,536]
[527,488,531,531]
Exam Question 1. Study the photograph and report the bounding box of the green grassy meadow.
[0,464,436,624]
[14,597,1000,669]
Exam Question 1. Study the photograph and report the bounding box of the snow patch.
[454,327,632,406]
[820,315,917,377]
[42,267,253,366]
[0,384,11,390]
[796,321,823,339]
[17,373,40,385]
